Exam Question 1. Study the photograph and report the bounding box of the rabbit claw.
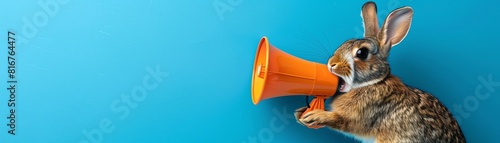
[294,107,308,125]
[299,110,329,127]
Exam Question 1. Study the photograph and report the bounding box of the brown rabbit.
[294,1,465,143]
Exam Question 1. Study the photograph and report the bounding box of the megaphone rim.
[251,36,270,105]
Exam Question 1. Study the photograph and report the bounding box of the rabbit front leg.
[299,110,349,130]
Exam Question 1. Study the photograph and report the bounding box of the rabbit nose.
[328,63,337,73]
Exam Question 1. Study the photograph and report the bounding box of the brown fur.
[295,1,465,143]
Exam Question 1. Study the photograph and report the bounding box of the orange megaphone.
[251,36,340,129]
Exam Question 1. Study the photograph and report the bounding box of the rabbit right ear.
[361,1,379,38]
[378,6,413,50]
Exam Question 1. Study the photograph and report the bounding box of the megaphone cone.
[251,37,339,129]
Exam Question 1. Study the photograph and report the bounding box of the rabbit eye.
[356,47,369,60]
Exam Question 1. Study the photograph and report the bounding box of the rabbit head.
[328,2,413,92]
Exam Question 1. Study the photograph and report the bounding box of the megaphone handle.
[301,96,326,129]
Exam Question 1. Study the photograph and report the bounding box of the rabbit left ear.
[378,6,413,49]
[361,1,379,38]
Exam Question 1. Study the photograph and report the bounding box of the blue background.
[1,0,499,142]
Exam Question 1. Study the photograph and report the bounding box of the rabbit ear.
[378,6,413,50]
[361,1,379,38]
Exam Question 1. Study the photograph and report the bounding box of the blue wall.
[1,0,498,142]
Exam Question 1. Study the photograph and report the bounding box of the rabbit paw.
[294,107,308,125]
[299,110,330,127]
